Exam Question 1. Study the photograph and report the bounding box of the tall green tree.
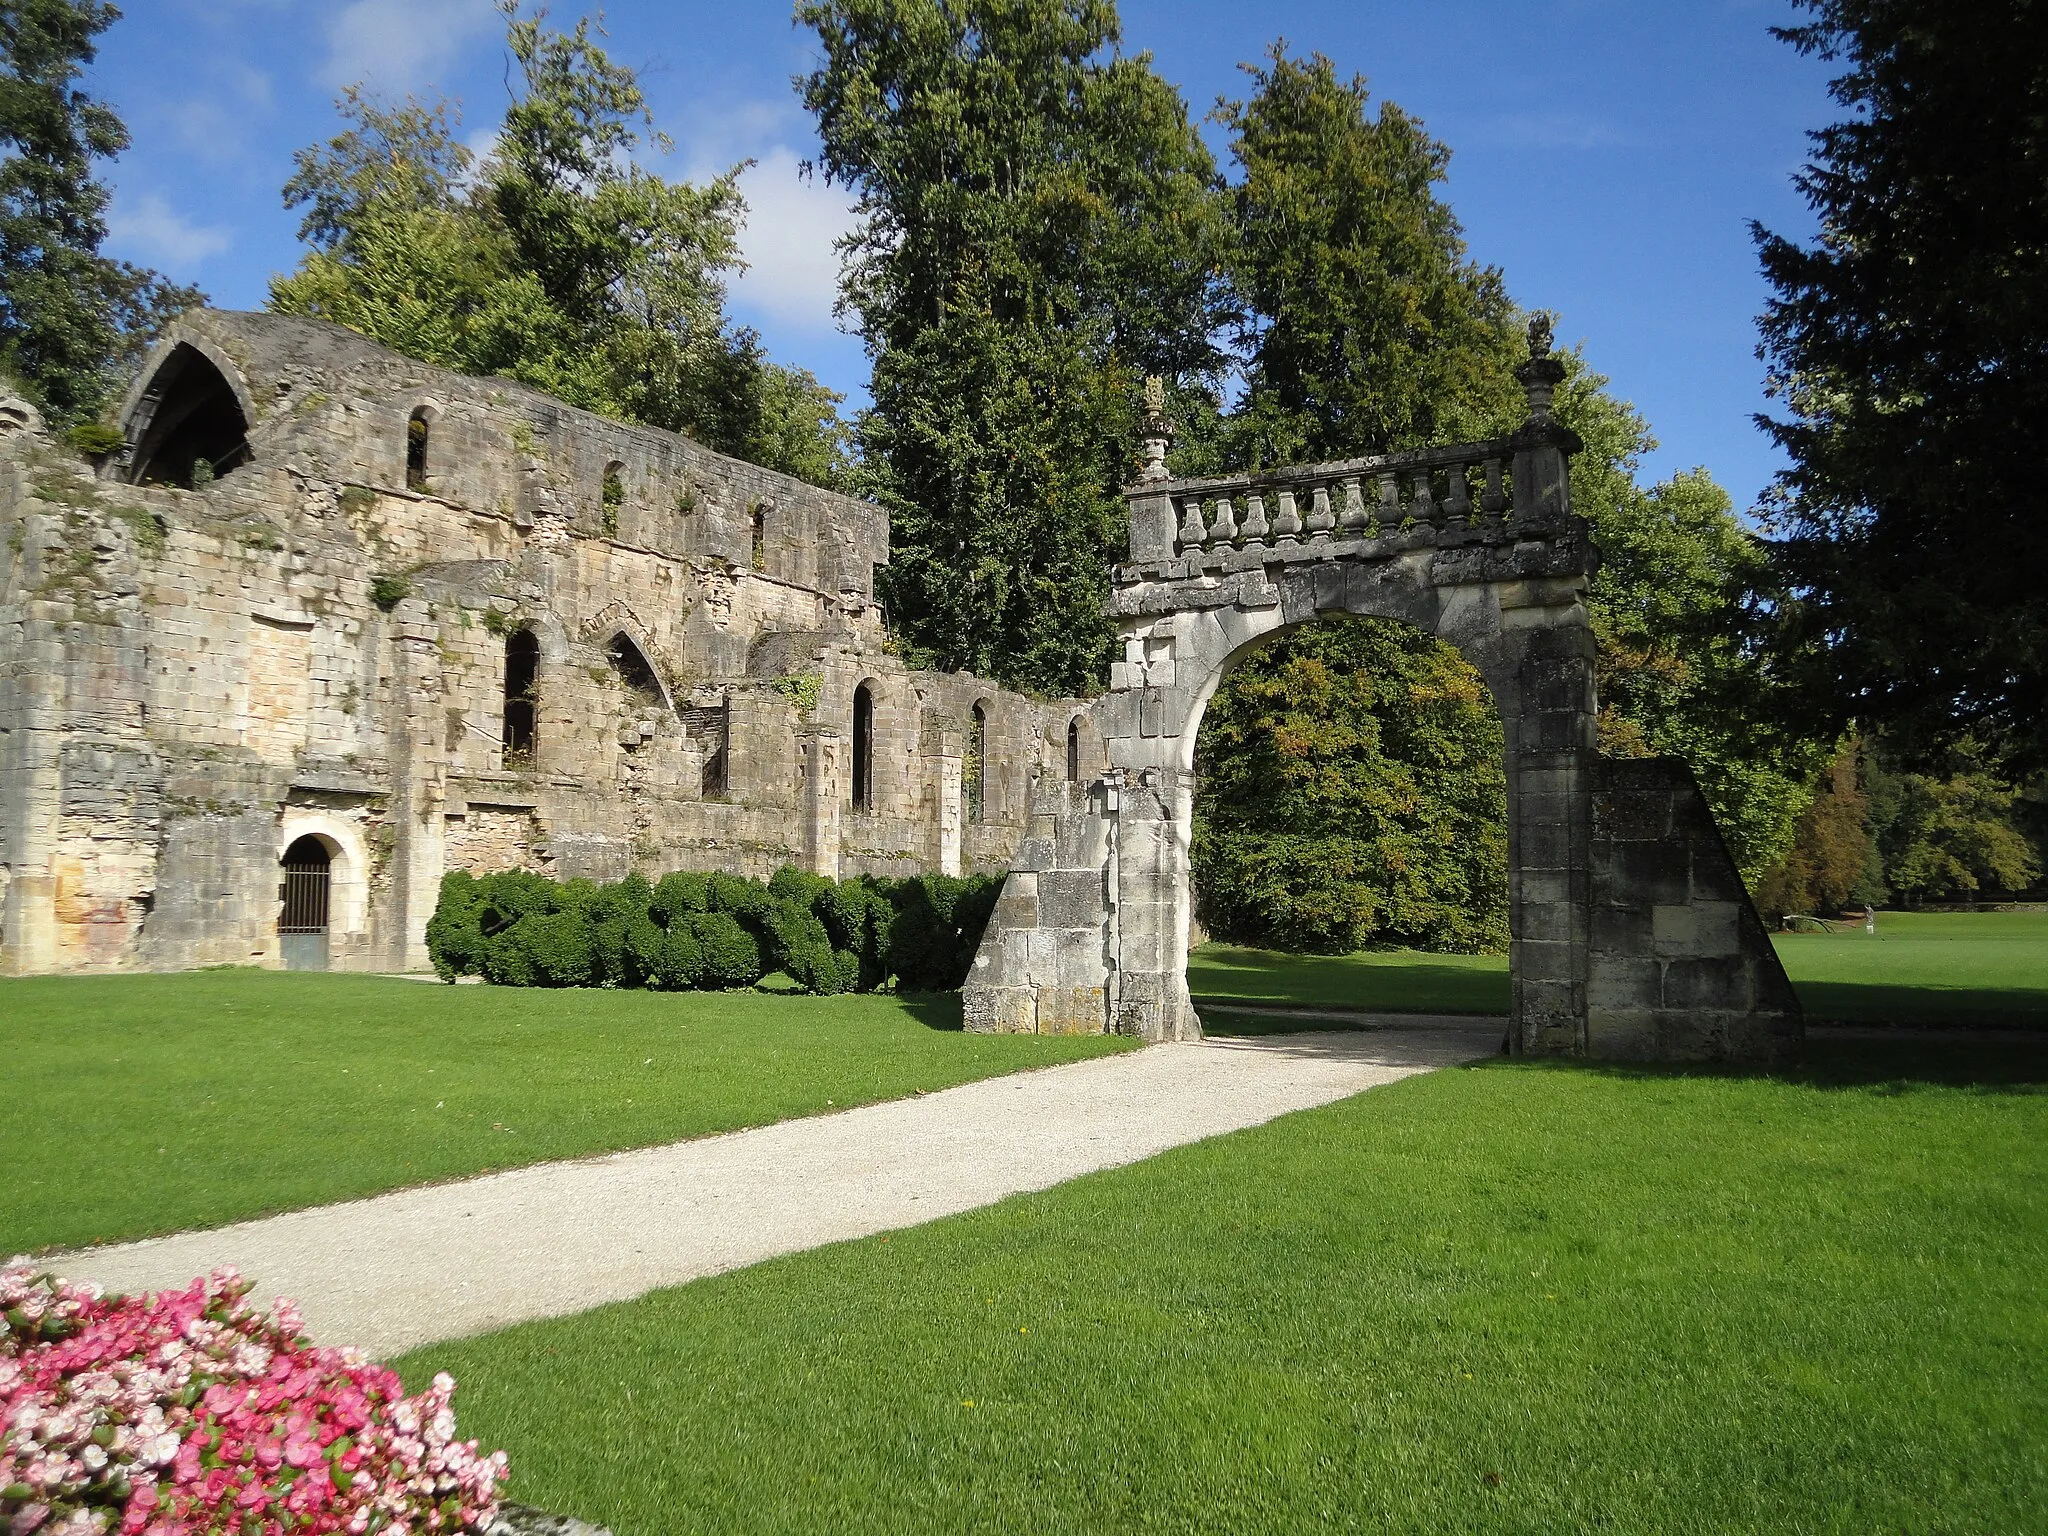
[1214,48,1520,470]
[1193,617,1508,954]
[1557,358,1834,883]
[271,5,847,485]
[0,0,199,425]
[798,0,1228,694]
[1755,0,2048,778]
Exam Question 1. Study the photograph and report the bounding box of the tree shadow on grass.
[1548,1035,2048,1096]
[1792,979,2048,1029]
[896,992,965,1032]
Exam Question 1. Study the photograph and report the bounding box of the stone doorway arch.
[965,333,1799,1063]
[279,836,332,971]
[275,814,371,970]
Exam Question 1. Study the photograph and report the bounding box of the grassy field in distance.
[1188,909,2048,1028]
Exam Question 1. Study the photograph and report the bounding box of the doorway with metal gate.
[280,835,332,970]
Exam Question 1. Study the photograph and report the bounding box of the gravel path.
[52,1025,1497,1359]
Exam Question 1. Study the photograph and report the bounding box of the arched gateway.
[964,326,1800,1063]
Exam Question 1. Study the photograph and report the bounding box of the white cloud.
[105,193,233,274]
[723,149,858,335]
[319,0,497,94]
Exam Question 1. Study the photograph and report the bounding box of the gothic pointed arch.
[122,341,254,488]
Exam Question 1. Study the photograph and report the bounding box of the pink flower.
[2,1269,504,1536]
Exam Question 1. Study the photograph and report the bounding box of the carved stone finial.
[1515,312,1566,425]
[1136,375,1174,484]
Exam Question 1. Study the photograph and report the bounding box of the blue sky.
[94,0,1830,509]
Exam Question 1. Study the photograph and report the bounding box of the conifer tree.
[798,0,1228,694]
[1755,0,2048,777]
[1214,48,1520,469]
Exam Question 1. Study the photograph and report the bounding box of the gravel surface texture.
[52,1027,1496,1358]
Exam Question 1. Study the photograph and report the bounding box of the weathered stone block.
[1652,900,1740,958]
[1585,1008,1660,1060]
[1037,869,1104,930]
[1604,842,1690,906]
[1588,957,1661,1011]
[1593,788,1671,841]
[1036,985,1105,1035]
[1661,958,1751,1013]
[1590,902,1652,954]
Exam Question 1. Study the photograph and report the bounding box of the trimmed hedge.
[426,865,1004,994]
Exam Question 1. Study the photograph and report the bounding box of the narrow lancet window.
[406,411,429,491]
[503,629,538,765]
[1066,717,1080,782]
[852,683,874,812]
[702,699,730,799]
[967,703,987,823]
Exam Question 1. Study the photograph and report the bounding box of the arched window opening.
[502,629,538,766]
[279,835,332,971]
[601,462,625,536]
[125,343,251,489]
[607,632,665,708]
[1066,717,1081,782]
[406,411,430,491]
[749,503,767,571]
[967,703,987,823]
[852,682,874,813]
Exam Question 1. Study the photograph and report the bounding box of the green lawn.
[1771,909,2048,1026]
[1190,909,2048,1028]
[400,1038,2048,1534]
[0,971,1131,1255]
[1188,943,1511,1015]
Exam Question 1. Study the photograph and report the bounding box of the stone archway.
[965,335,1800,1063]
[275,813,371,967]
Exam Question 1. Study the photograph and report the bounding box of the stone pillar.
[1108,765,1200,1041]
[927,717,963,878]
[388,602,448,972]
[0,602,66,974]
[803,728,842,879]
[1495,616,1598,1056]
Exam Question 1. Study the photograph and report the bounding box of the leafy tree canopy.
[1558,358,1834,882]
[1755,0,2048,778]
[0,0,200,425]
[1210,47,1520,471]
[1755,737,2044,917]
[1193,616,1508,954]
[270,3,848,486]
[799,0,1230,694]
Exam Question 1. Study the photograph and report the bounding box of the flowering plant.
[1,1261,506,1536]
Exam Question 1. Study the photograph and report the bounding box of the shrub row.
[425,866,1004,994]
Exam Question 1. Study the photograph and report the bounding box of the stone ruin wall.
[0,310,1077,976]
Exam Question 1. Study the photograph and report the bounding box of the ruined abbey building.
[0,311,1078,975]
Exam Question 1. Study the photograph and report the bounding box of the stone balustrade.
[1118,426,1591,578]
[1169,439,1516,556]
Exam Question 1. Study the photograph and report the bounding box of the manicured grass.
[0,971,1132,1255]
[1188,942,1510,1015]
[1190,909,2048,1028]
[1772,908,2048,1026]
[400,1038,2048,1534]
